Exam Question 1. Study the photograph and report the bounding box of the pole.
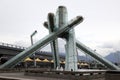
[30,30,37,67]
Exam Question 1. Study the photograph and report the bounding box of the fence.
[0,42,26,50]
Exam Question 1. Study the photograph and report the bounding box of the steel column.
[56,6,78,71]
[47,13,60,69]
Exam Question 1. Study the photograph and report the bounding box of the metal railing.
[0,42,26,50]
[25,69,106,80]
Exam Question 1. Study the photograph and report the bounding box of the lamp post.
[30,30,37,67]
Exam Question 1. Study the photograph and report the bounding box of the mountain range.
[77,51,120,63]
[105,51,120,63]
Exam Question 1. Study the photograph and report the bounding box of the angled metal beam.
[76,40,120,70]
[0,16,83,69]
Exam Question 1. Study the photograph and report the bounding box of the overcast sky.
[0,0,120,56]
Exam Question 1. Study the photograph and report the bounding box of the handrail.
[25,69,106,80]
[0,42,50,54]
[0,42,26,50]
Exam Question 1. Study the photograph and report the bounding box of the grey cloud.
[99,43,114,48]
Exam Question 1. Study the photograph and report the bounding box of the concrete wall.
[106,70,120,80]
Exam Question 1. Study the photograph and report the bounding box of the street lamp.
[31,30,37,45]
[30,30,37,67]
